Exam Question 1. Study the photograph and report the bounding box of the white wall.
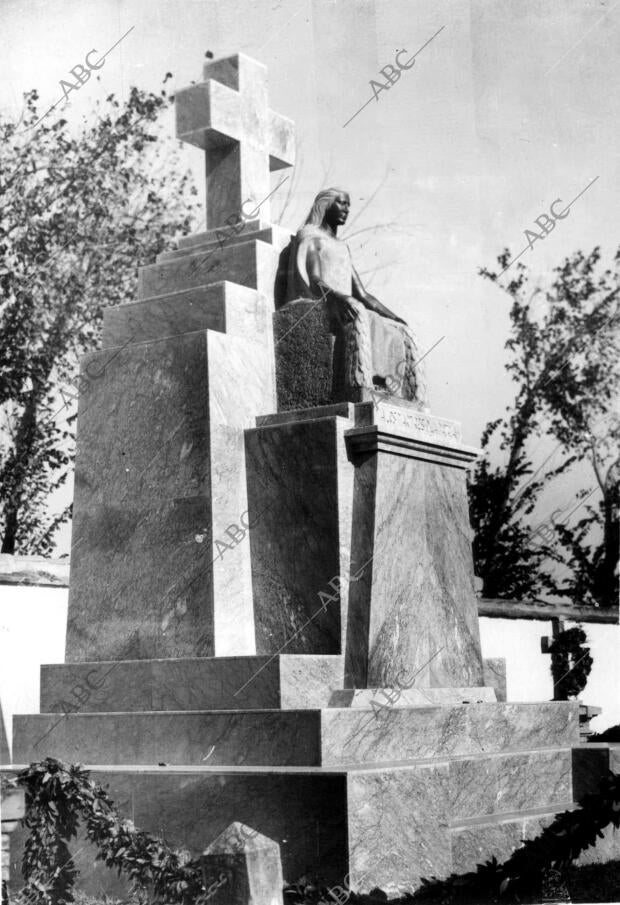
[0,585,68,759]
[480,616,620,733]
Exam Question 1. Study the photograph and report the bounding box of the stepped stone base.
[9,654,582,898]
[39,655,344,713]
[4,743,577,899]
[8,653,584,896]
[13,701,578,768]
[37,654,503,714]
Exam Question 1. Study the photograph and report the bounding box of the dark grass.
[283,859,620,904]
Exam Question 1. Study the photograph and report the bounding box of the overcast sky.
[2,0,618,554]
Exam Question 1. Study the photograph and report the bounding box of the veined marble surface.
[448,747,573,818]
[328,687,497,707]
[245,414,355,656]
[14,709,323,767]
[67,329,273,661]
[102,282,271,350]
[321,702,579,765]
[39,654,344,713]
[138,237,280,299]
[347,764,451,895]
[344,442,485,688]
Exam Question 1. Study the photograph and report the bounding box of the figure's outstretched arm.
[351,264,407,324]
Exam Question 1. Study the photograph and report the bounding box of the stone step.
[13,710,323,768]
[178,217,263,249]
[448,746,572,821]
[1,760,578,899]
[320,701,579,765]
[328,687,497,708]
[157,219,291,262]
[102,282,269,350]
[450,802,575,874]
[138,236,281,300]
[39,654,344,713]
[13,701,579,768]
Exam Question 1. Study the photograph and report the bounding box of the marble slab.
[328,687,497,707]
[138,237,280,300]
[177,218,263,249]
[13,701,579,768]
[39,655,344,713]
[450,808,562,874]
[346,763,451,896]
[449,747,573,818]
[255,402,357,427]
[320,702,580,765]
[67,329,274,661]
[13,710,323,767]
[158,222,291,262]
[102,282,271,350]
[369,398,465,449]
[245,414,355,656]
[343,428,484,688]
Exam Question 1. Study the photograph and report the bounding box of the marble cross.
[175,53,295,229]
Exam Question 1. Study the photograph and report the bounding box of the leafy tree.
[0,79,199,554]
[469,247,619,606]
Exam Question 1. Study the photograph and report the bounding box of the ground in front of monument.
[2,44,619,905]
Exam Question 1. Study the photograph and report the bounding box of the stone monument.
[9,52,583,899]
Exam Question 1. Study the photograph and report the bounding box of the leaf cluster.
[470,247,620,606]
[13,758,214,905]
[0,80,199,553]
[547,626,593,699]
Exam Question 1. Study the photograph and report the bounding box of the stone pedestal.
[344,414,483,688]
[273,299,341,410]
[246,398,484,688]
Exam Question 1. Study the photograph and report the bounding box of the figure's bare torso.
[294,226,352,298]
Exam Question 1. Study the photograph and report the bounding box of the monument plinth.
[9,51,587,900]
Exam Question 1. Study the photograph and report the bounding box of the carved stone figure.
[284,187,427,405]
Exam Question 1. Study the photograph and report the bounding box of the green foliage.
[0,79,199,554]
[548,626,593,700]
[10,758,209,905]
[470,247,620,606]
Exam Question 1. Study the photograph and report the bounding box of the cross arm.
[268,109,295,171]
[175,80,242,150]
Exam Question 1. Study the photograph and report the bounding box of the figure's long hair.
[302,188,349,228]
